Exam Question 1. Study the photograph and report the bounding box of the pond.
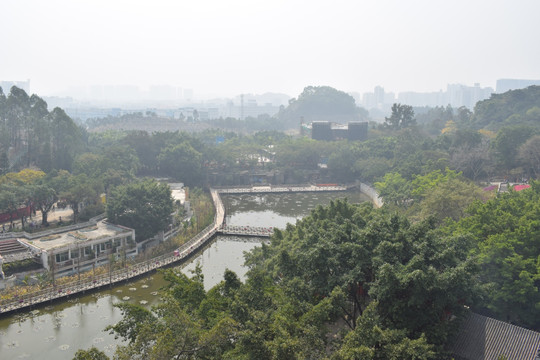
[0,190,369,359]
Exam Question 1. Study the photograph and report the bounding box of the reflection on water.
[223,191,369,229]
[0,237,259,359]
[0,191,368,359]
[180,236,262,290]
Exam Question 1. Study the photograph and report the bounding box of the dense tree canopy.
[158,142,203,186]
[278,86,368,126]
[253,201,478,344]
[106,179,174,241]
[472,86,540,130]
[59,173,103,223]
[102,200,479,359]
[384,103,416,129]
[31,184,57,226]
[491,125,538,172]
[2,85,540,359]
[0,86,84,173]
[448,181,540,329]
[518,134,540,178]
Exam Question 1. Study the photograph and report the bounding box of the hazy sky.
[1,0,540,99]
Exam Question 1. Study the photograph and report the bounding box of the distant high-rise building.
[362,92,376,109]
[393,83,493,109]
[384,92,395,104]
[361,86,395,114]
[374,86,385,106]
[496,79,540,93]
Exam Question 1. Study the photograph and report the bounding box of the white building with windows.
[20,220,136,277]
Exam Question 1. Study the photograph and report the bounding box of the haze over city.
[2,0,540,100]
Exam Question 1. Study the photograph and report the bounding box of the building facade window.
[56,251,69,263]
[84,246,93,256]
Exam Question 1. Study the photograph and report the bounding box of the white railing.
[0,214,106,241]
[218,225,274,237]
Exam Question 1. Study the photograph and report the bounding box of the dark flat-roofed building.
[311,121,368,141]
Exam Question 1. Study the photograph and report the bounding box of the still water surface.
[0,191,368,359]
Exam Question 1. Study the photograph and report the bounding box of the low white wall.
[359,182,383,208]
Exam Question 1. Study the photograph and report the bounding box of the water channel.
[0,191,369,359]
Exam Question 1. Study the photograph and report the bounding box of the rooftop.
[169,182,185,203]
[450,312,540,360]
[0,239,37,263]
[21,220,132,252]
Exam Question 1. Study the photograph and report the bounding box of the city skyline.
[4,78,540,117]
[1,0,539,100]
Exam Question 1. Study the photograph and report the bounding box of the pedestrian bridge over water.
[216,184,347,195]
[213,184,349,237]
[218,225,274,237]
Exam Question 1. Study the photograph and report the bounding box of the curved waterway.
[0,190,368,359]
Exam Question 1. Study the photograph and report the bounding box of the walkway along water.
[0,183,378,315]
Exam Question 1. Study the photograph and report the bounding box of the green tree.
[491,125,537,172]
[0,184,30,228]
[4,86,30,153]
[278,86,368,126]
[122,130,161,174]
[72,347,109,360]
[73,153,108,178]
[106,269,238,359]
[419,177,486,223]
[60,174,102,223]
[456,106,473,127]
[275,137,329,170]
[333,302,436,360]
[450,136,492,180]
[410,168,461,201]
[102,144,140,178]
[472,86,540,129]
[0,87,85,172]
[94,200,479,359]
[157,143,203,186]
[384,103,416,129]
[247,200,478,346]
[450,181,540,328]
[106,179,174,241]
[0,87,7,149]
[416,105,455,135]
[31,184,58,226]
[374,172,410,206]
[0,168,46,186]
[0,150,9,175]
[518,134,540,178]
[49,107,84,171]
[328,144,358,182]
[25,94,49,168]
